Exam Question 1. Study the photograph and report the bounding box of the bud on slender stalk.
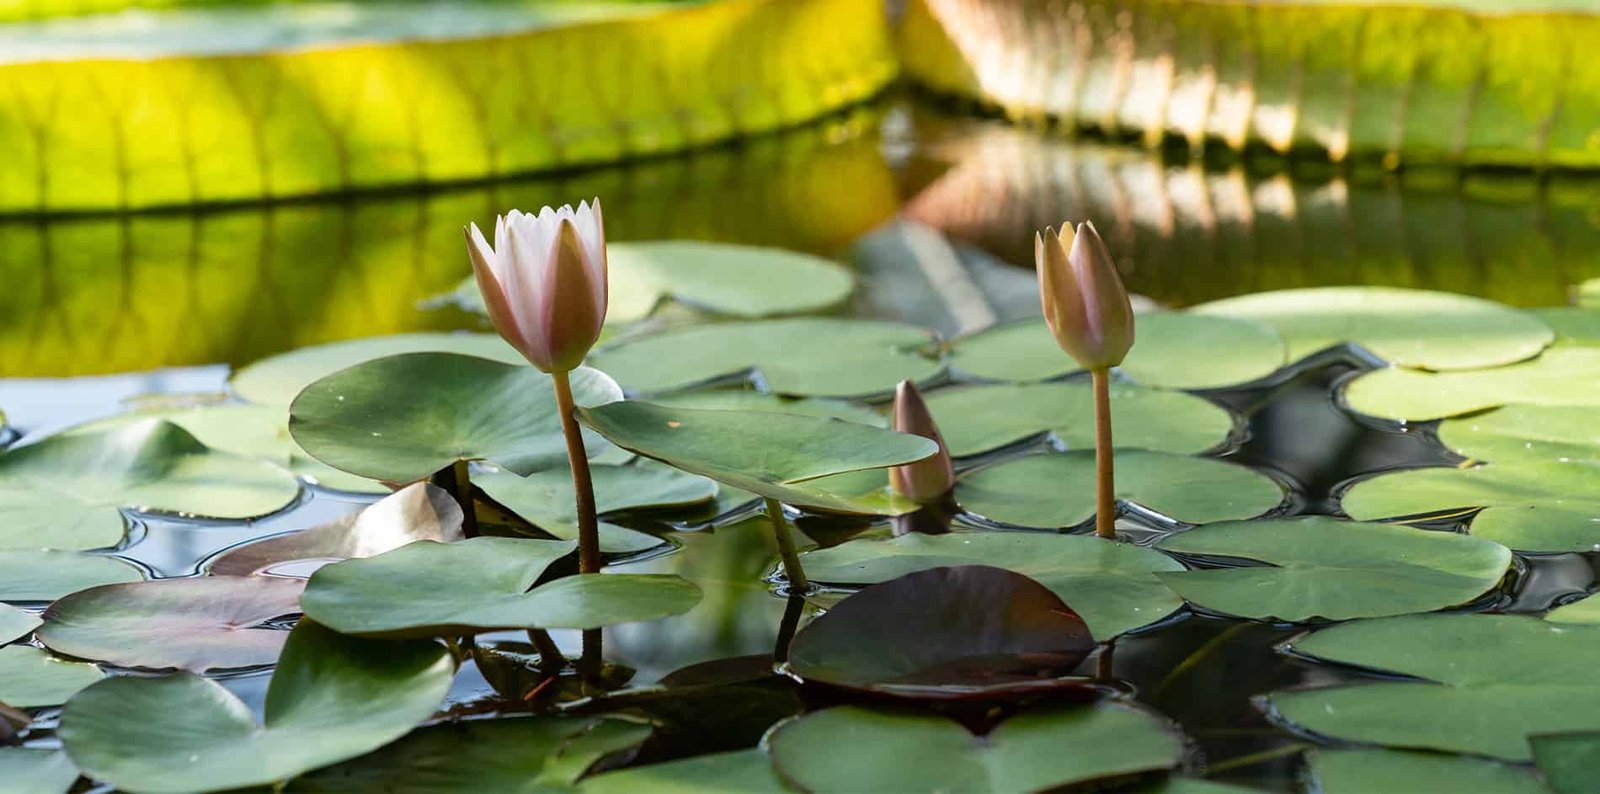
[1035,220,1135,370]
[889,380,955,505]
[465,201,608,373]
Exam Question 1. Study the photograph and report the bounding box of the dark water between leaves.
[5,95,1600,791]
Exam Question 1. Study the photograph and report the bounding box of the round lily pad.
[926,383,1236,458]
[580,748,786,793]
[0,551,144,602]
[300,537,701,637]
[290,354,622,483]
[0,603,40,644]
[231,333,522,406]
[0,645,103,707]
[477,461,715,554]
[766,703,1183,793]
[1267,614,1600,760]
[578,400,937,515]
[455,241,854,324]
[39,577,304,672]
[0,748,77,794]
[1546,596,1600,625]
[1438,404,1600,465]
[1530,307,1600,347]
[1193,287,1554,370]
[1343,347,1600,421]
[207,482,463,578]
[1531,732,1600,794]
[59,621,455,794]
[1311,749,1546,794]
[1156,517,1511,621]
[788,565,1095,701]
[800,531,1184,639]
[588,319,942,399]
[1340,463,1600,553]
[956,451,1283,528]
[949,313,1288,389]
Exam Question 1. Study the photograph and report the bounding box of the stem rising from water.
[551,369,601,574]
[1091,367,1116,539]
[764,498,810,591]
[450,459,479,539]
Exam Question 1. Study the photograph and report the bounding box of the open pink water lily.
[890,379,955,505]
[1035,220,1135,370]
[465,201,608,373]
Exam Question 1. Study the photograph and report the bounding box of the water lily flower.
[889,379,954,505]
[1035,220,1134,370]
[465,201,607,374]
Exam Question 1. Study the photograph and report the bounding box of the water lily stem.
[1091,367,1116,539]
[765,498,810,592]
[551,369,601,575]
[450,459,479,539]
[527,629,564,674]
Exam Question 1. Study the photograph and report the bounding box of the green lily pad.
[1529,307,1600,347]
[588,319,941,398]
[300,537,701,637]
[231,333,522,407]
[288,716,652,792]
[653,390,885,427]
[38,577,304,672]
[926,383,1236,458]
[1342,347,1600,421]
[477,461,715,554]
[0,646,103,707]
[290,354,621,483]
[1340,462,1600,553]
[1156,517,1511,621]
[577,401,936,514]
[207,482,463,578]
[0,419,300,550]
[1437,404,1600,465]
[1546,596,1600,625]
[1269,615,1600,760]
[800,531,1184,639]
[1193,287,1554,370]
[0,551,144,602]
[1531,732,1600,794]
[948,313,1288,389]
[0,603,39,644]
[766,703,1183,793]
[957,451,1282,528]
[1311,749,1546,794]
[0,748,78,794]
[456,241,854,324]
[59,621,453,793]
[581,748,787,793]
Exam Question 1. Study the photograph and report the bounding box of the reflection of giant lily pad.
[949,314,1288,389]
[1341,463,1600,553]
[1,603,39,644]
[927,383,1235,457]
[477,462,715,554]
[456,241,854,324]
[0,419,301,550]
[1194,287,1553,369]
[1157,517,1510,621]
[0,646,104,707]
[588,319,941,398]
[578,401,936,514]
[580,748,786,793]
[58,622,454,794]
[39,577,304,672]
[0,551,144,602]
[788,566,1095,701]
[291,354,621,483]
[800,531,1184,639]
[956,451,1282,528]
[300,538,701,637]
[1311,749,1545,794]
[0,749,77,794]
[1343,347,1600,421]
[1267,614,1600,760]
[232,333,523,406]
[767,704,1183,793]
[208,482,463,578]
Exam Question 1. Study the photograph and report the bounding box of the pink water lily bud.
[890,379,955,505]
[1035,220,1135,370]
[465,200,608,373]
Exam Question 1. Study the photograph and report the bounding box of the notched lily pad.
[588,318,942,399]
[956,451,1282,528]
[0,603,39,644]
[1343,347,1600,421]
[927,382,1236,458]
[231,332,523,406]
[1341,462,1600,553]
[39,577,304,672]
[787,565,1095,701]
[1546,595,1600,625]
[0,551,144,602]
[0,645,104,708]
[290,353,622,483]
[1156,517,1511,622]
[1311,748,1546,794]
[478,461,715,554]
[300,537,701,637]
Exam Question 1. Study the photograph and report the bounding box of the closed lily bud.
[1035,220,1135,370]
[890,380,955,505]
[465,200,608,373]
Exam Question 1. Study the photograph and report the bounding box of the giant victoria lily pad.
[290,354,622,483]
[1156,517,1511,621]
[1268,614,1600,761]
[1342,347,1600,421]
[0,551,144,602]
[588,319,941,398]
[0,645,104,707]
[231,333,525,407]
[926,383,1236,457]
[800,532,1184,639]
[477,461,716,554]
[58,621,455,794]
[300,537,701,637]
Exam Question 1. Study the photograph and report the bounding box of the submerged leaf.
[926,382,1236,457]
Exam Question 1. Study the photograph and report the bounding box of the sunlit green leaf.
[1437,404,1600,465]
[1546,595,1600,626]
[232,333,523,407]
[1311,749,1546,794]
[1343,347,1600,421]
[652,390,885,427]
[927,382,1236,458]
[1340,462,1600,552]
[0,646,103,708]
[0,551,144,602]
